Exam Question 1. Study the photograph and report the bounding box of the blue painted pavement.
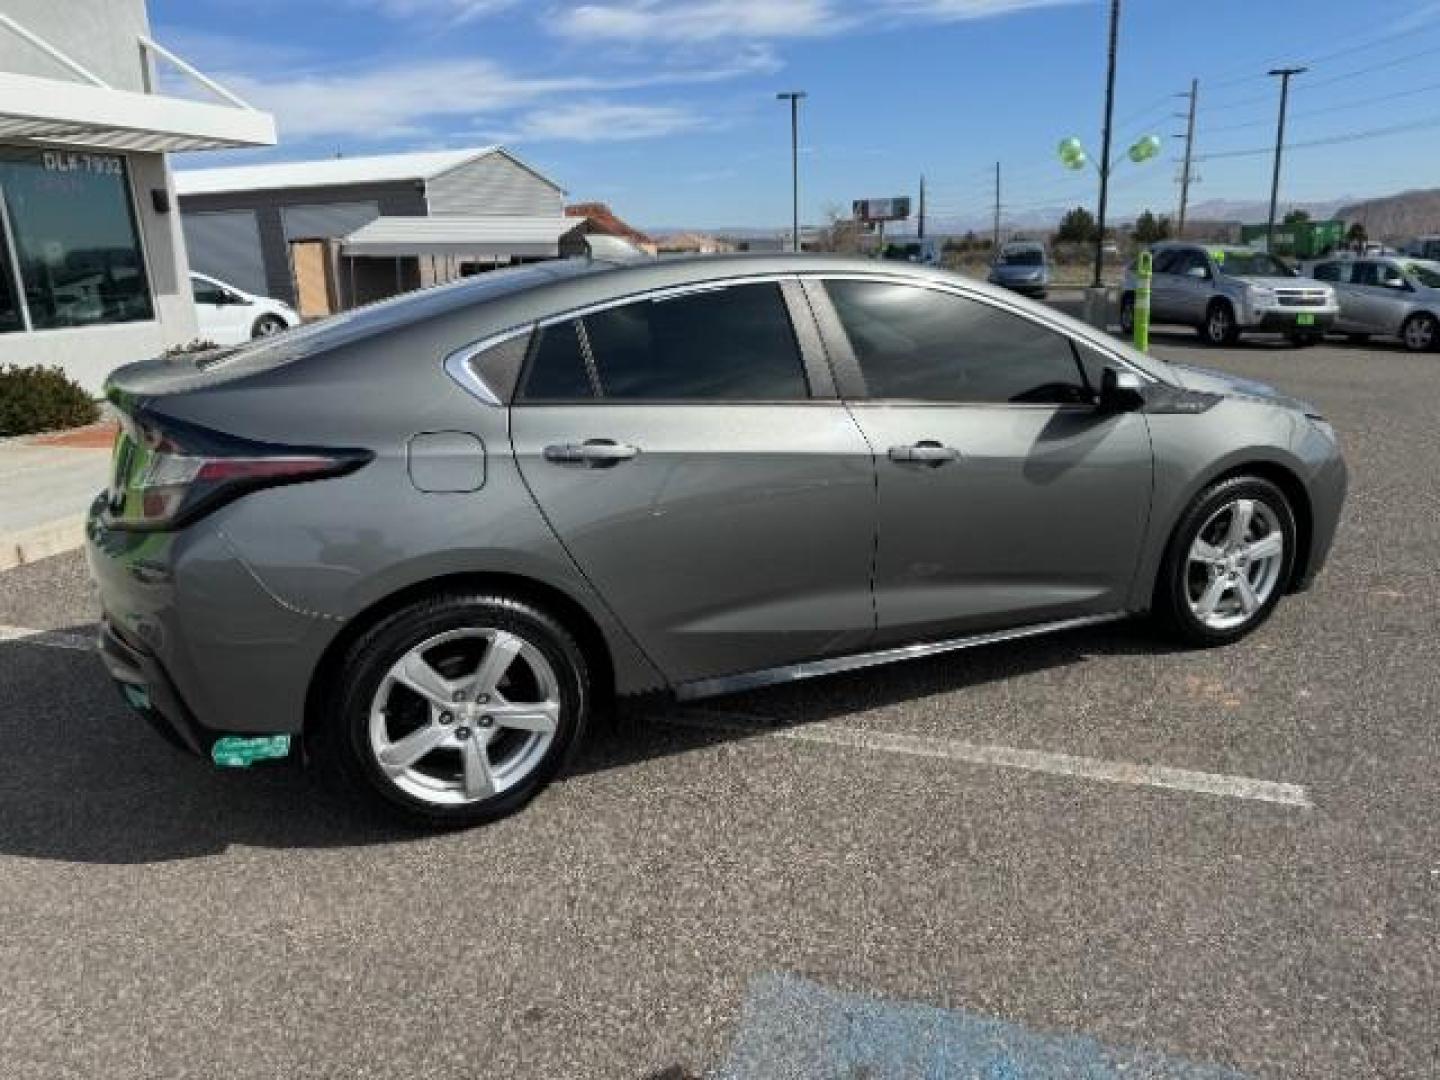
[717,974,1248,1079]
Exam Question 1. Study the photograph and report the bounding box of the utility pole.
[993,161,1001,251]
[1092,0,1121,289]
[776,91,807,253]
[918,175,926,240]
[1265,67,1305,254]
[1176,78,1198,238]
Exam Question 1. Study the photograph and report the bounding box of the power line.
[1193,110,1440,162]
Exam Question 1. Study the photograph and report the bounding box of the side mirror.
[1098,367,1145,412]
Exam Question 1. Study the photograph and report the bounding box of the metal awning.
[0,19,276,152]
[341,216,590,259]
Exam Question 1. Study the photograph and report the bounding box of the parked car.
[883,236,944,266]
[1306,256,1440,352]
[190,272,297,345]
[1122,243,1339,347]
[88,255,1346,827]
[1404,236,1440,261]
[988,241,1050,297]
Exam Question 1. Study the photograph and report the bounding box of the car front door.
[190,276,250,344]
[1350,260,1411,335]
[510,278,877,686]
[808,276,1153,644]
[1170,249,1214,323]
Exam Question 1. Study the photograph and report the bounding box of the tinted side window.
[1353,262,1381,287]
[1173,250,1210,277]
[581,283,808,401]
[521,320,595,401]
[1312,262,1347,283]
[192,278,228,304]
[1151,250,1181,275]
[825,280,1091,405]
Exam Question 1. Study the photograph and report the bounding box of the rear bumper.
[97,616,216,757]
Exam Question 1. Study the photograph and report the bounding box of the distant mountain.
[1335,189,1440,240]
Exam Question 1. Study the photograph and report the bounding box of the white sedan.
[190,272,297,345]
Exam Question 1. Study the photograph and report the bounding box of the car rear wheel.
[252,313,288,338]
[1155,476,1296,646]
[1401,312,1438,353]
[1200,300,1238,346]
[320,593,589,828]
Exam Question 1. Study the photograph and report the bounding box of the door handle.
[544,439,640,467]
[889,441,960,466]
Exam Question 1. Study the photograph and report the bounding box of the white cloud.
[356,0,523,22]
[209,50,763,143]
[552,0,1086,42]
[504,102,706,142]
[558,0,845,42]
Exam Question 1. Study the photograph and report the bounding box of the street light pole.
[1092,0,1121,289]
[1265,68,1305,254]
[776,91,807,253]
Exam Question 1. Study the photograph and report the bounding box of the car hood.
[1168,362,1316,413]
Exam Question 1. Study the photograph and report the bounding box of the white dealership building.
[0,1,276,392]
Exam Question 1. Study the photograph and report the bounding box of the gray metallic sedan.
[1308,256,1440,352]
[87,255,1347,827]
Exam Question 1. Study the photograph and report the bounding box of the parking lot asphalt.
[1,330,1437,1078]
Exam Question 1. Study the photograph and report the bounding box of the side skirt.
[674,612,1131,702]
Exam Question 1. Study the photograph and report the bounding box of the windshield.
[1218,251,1296,278]
[1001,250,1044,266]
[1404,260,1440,288]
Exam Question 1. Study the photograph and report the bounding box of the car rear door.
[806,275,1153,644]
[1348,261,1404,333]
[510,278,877,686]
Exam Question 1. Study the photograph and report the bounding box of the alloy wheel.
[368,628,561,806]
[1184,498,1285,631]
[1206,306,1232,345]
[1403,315,1435,352]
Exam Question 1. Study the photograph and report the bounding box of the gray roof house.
[175,147,582,314]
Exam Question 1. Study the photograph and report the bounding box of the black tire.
[316,593,590,828]
[1153,476,1297,647]
[1119,292,1136,336]
[1400,312,1438,353]
[1199,300,1239,346]
[252,313,288,338]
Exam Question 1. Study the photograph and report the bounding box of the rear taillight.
[107,411,371,531]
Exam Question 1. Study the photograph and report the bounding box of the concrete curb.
[0,514,88,572]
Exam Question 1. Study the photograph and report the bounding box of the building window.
[0,148,153,331]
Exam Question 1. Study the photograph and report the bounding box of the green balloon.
[1128,134,1162,163]
[1057,136,1084,160]
[1063,149,1088,171]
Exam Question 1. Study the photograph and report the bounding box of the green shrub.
[0,364,100,437]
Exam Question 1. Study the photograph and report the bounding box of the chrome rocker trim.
[675,612,1130,701]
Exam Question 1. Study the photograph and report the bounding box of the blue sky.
[152,0,1440,231]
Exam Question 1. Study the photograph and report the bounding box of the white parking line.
[667,711,1314,809]
[0,624,95,652]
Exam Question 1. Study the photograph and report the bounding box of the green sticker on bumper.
[1296,313,1315,326]
[212,735,292,768]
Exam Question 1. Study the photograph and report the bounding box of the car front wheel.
[1401,312,1438,353]
[319,593,590,827]
[252,313,288,338]
[1155,476,1296,646]
[1200,301,1238,346]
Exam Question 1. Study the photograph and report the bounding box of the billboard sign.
[853,197,911,224]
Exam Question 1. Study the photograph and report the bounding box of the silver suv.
[86,255,1346,827]
[1122,243,1339,347]
[1307,256,1440,353]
